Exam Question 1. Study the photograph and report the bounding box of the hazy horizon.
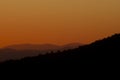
[0,42,82,48]
[0,0,120,47]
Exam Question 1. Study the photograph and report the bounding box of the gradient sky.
[0,0,120,47]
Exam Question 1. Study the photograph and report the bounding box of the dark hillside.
[1,34,120,64]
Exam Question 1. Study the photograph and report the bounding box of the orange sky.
[0,0,120,47]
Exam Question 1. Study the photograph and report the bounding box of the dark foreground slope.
[1,34,120,64]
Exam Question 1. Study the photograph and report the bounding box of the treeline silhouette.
[1,33,120,64]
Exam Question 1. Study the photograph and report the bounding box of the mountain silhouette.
[5,44,60,51]
[1,33,120,64]
[0,43,81,62]
[4,43,81,51]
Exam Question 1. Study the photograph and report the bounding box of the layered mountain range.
[0,43,81,62]
[1,33,120,64]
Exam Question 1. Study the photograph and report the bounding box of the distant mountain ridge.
[4,43,81,51]
[4,44,60,51]
[0,43,81,62]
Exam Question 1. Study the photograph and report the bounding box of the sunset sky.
[0,0,120,47]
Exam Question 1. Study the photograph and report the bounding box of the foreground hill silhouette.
[1,33,120,64]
